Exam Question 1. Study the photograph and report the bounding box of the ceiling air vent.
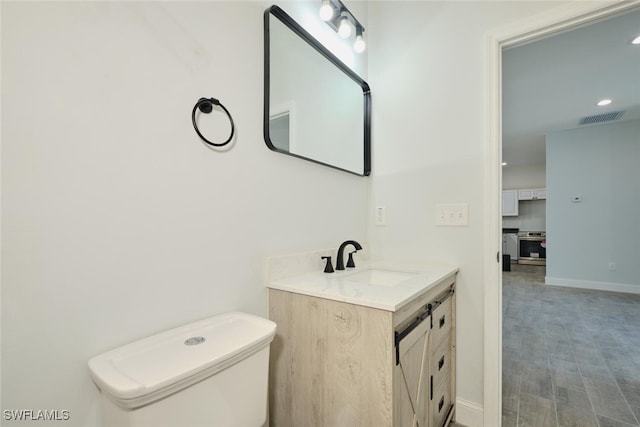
[579,111,625,126]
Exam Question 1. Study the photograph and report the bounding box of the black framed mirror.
[264,5,371,176]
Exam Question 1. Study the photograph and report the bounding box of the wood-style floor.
[502,264,640,427]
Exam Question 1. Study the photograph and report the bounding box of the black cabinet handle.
[439,315,446,329]
[438,355,445,371]
[438,396,445,412]
[430,375,433,400]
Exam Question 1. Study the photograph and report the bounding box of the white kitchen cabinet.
[502,190,519,216]
[518,188,546,200]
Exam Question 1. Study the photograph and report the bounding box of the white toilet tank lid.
[88,312,276,407]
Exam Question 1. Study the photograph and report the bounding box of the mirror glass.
[264,5,371,176]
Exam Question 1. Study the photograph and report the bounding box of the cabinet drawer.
[430,294,452,350]
[430,333,451,390]
[431,371,452,427]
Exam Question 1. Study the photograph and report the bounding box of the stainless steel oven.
[517,231,546,265]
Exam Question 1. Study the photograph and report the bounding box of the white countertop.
[266,261,459,311]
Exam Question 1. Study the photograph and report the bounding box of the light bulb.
[354,34,366,53]
[319,0,334,21]
[338,15,352,38]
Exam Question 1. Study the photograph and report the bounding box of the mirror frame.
[263,5,371,176]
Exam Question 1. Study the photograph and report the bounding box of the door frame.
[483,1,640,426]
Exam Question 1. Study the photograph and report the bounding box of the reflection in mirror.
[264,5,371,176]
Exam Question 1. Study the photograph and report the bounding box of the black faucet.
[336,240,363,270]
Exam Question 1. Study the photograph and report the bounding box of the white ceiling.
[502,8,640,168]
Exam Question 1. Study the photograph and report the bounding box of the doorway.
[484,2,640,426]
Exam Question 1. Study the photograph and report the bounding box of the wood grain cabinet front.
[268,275,456,427]
[428,290,455,427]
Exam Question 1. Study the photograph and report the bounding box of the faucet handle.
[321,256,334,273]
[346,251,357,268]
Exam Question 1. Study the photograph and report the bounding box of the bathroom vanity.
[266,259,458,427]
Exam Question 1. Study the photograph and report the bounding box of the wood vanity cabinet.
[268,274,456,427]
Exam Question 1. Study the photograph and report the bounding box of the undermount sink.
[342,269,418,286]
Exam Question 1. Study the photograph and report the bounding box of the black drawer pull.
[439,315,446,328]
[430,375,433,400]
[438,396,445,412]
[438,355,445,370]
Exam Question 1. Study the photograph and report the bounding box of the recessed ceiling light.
[632,35,640,45]
[501,162,507,166]
[596,99,612,106]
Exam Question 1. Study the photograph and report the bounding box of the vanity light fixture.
[337,12,352,38]
[319,0,366,53]
[319,0,334,21]
[353,26,366,53]
[596,99,612,106]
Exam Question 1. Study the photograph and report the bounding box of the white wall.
[366,0,564,417]
[502,163,546,189]
[1,2,369,425]
[546,119,640,292]
[502,199,546,231]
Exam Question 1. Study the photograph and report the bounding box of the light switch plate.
[375,206,387,226]
[436,203,469,226]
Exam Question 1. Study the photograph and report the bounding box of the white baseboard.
[545,276,640,295]
[455,398,484,427]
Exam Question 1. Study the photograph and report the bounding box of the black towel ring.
[191,97,235,147]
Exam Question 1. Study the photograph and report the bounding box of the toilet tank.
[88,312,276,427]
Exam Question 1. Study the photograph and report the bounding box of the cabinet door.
[395,318,431,427]
[534,188,546,199]
[519,188,546,200]
[502,190,519,216]
[518,189,534,200]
